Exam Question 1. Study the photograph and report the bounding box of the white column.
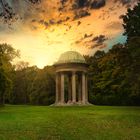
[72,71,76,103]
[82,72,86,104]
[61,73,65,104]
[68,75,72,103]
[55,73,59,104]
[85,74,88,103]
[78,75,82,103]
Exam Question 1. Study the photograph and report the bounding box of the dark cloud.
[75,40,81,44]
[77,21,81,26]
[73,33,107,49]
[71,0,135,10]
[88,35,107,48]
[119,14,124,19]
[59,0,68,11]
[38,20,49,28]
[121,0,131,5]
[74,33,93,44]
[27,0,41,4]
[0,0,42,23]
[73,10,91,20]
[72,0,89,9]
[78,0,89,8]
[72,0,106,9]
[0,1,18,23]
[84,33,93,39]
[90,0,106,9]
[31,19,36,22]
[114,0,132,5]
[92,35,107,44]
[60,0,68,6]
[37,16,71,29]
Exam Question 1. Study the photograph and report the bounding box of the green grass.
[0,105,140,140]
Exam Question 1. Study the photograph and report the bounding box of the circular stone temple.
[53,51,90,106]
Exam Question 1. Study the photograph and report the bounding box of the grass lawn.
[0,105,140,140]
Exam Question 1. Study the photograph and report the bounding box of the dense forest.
[0,3,140,106]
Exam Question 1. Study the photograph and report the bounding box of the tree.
[29,66,55,105]
[15,61,29,71]
[10,65,55,105]
[122,2,140,105]
[85,2,140,106]
[0,68,11,105]
[0,43,19,105]
[122,2,140,39]
[86,3,140,105]
[11,65,38,104]
[125,37,140,105]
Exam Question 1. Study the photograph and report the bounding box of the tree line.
[86,37,140,105]
[0,2,140,106]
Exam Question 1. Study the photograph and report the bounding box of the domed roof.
[56,51,86,64]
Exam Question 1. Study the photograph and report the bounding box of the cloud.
[87,35,108,48]
[73,10,91,20]
[84,33,93,39]
[105,21,123,30]
[114,0,131,5]
[36,16,71,29]
[90,0,106,9]
[72,0,106,9]
[92,35,107,43]
[72,0,89,9]
[74,34,107,50]
[0,0,139,68]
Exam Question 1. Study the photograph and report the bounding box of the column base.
[52,102,66,106]
[67,100,73,104]
[51,101,92,106]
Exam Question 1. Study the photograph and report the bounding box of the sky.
[0,0,138,68]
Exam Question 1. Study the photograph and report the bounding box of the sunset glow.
[0,0,138,68]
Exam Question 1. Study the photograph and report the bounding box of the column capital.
[72,71,76,75]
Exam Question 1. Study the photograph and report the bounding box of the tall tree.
[122,2,140,39]
[0,43,19,105]
[30,66,55,105]
[122,2,140,104]
[11,65,38,104]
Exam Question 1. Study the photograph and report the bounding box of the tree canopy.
[0,43,19,105]
[122,2,140,39]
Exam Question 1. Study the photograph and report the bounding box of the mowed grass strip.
[0,105,140,140]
